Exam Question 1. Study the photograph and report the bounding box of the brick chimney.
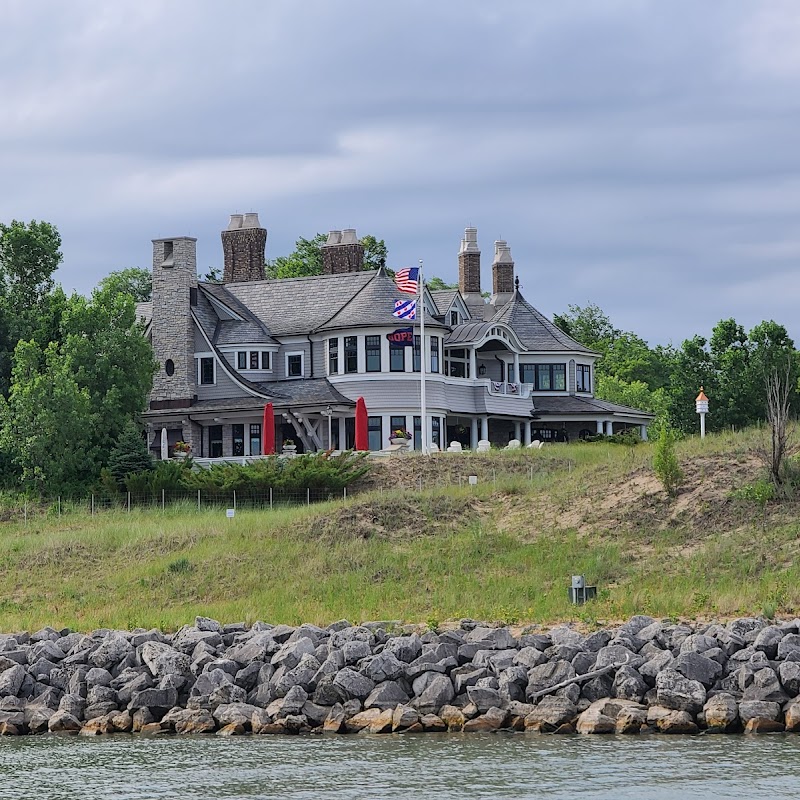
[322,229,364,274]
[221,212,267,283]
[490,240,515,308]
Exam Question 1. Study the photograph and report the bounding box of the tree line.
[553,303,799,435]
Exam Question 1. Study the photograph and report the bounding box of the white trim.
[196,354,216,386]
[285,350,305,379]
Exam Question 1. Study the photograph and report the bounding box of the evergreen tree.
[108,421,153,485]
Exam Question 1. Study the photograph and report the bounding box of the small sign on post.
[695,387,709,439]
[226,508,235,519]
[468,475,478,486]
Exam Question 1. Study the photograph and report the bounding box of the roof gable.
[491,290,598,354]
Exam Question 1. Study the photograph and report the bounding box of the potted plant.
[173,441,191,460]
[389,429,412,446]
[282,438,297,454]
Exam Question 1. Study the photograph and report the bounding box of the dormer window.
[236,350,272,371]
[449,310,459,326]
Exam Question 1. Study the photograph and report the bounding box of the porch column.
[596,420,604,434]
[514,421,521,441]
[480,416,489,441]
[640,424,648,441]
[605,420,614,435]
[513,353,520,384]
[470,417,479,450]
[338,416,346,450]
[470,348,477,380]
[523,420,531,446]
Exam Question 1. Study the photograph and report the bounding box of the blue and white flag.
[392,298,417,320]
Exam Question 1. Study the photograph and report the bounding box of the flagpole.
[419,259,427,455]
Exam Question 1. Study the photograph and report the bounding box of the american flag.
[394,267,419,294]
[392,298,417,320]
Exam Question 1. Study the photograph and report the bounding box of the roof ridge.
[312,268,383,333]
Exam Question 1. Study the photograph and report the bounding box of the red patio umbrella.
[354,397,369,451]
[262,403,276,455]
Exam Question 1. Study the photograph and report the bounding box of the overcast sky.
[2,1,799,345]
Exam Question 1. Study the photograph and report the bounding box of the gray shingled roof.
[221,272,375,335]
[317,269,427,332]
[254,377,354,406]
[491,290,598,354]
[533,395,655,418]
[429,290,458,316]
[135,301,152,324]
[215,320,277,346]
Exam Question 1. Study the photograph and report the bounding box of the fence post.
[24,501,27,526]
[343,486,347,500]
[91,494,95,517]
[58,496,61,519]
[269,487,273,510]
[161,489,165,511]
[127,491,131,513]
[307,487,310,506]
[233,490,236,511]
[197,489,201,512]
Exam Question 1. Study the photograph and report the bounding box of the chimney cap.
[325,230,342,247]
[227,214,243,231]
[242,212,262,229]
[340,228,358,245]
[460,226,480,254]
[493,243,514,265]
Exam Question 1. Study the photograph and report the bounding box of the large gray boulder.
[594,645,644,671]
[140,643,191,684]
[383,634,422,663]
[364,681,410,710]
[655,669,706,714]
[523,696,577,732]
[273,654,320,697]
[0,665,25,697]
[777,634,800,661]
[778,661,800,697]
[738,700,781,724]
[360,652,405,683]
[612,666,648,703]
[271,637,315,670]
[467,686,502,714]
[672,652,722,688]
[414,673,454,714]
[525,661,575,701]
[89,636,133,671]
[466,627,516,650]
[742,667,789,704]
[753,627,783,660]
[332,668,375,701]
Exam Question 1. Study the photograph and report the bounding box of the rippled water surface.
[1,733,799,799]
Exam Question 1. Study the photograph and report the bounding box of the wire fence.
[10,487,354,524]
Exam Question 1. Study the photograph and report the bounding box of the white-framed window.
[285,351,304,378]
[236,350,273,371]
[449,310,459,326]
[576,364,591,393]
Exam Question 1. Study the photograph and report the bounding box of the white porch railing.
[485,380,532,399]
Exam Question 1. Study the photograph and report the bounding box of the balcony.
[485,380,533,399]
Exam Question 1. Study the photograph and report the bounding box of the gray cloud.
[1,0,799,345]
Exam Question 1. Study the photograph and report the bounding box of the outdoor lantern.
[478,364,486,376]
[695,387,709,439]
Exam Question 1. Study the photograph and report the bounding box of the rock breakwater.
[2,615,800,737]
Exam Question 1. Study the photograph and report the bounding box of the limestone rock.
[576,706,615,734]
[524,697,577,732]
[419,713,447,732]
[439,704,466,731]
[391,704,419,731]
[344,707,382,733]
[615,707,647,734]
[703,693,739,732]
[739,700,781,724]
[216,722,246,736]
[463,707,507,732]
[48,710,82,734]
[745,717,784,733]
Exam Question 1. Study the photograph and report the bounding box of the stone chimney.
[490,240,515,308]
[150,236,198,407]
[458,227,487,315]
[322,228,364,274]
[221,212,267,283]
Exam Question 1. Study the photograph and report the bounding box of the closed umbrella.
[263,403,275,455]
[160,427,168,460]
[355,397,369,451]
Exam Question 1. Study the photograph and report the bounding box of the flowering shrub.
[173,441,191,453]
[391,429,412,440]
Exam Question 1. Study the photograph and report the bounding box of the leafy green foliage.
[653,425,683,497]
[0,340,96,495]
[265,233,388,279]
[427,276,458,290]
[122,451,370,499]
[96,267,152,302]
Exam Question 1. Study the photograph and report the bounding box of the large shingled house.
[136,214,653,458]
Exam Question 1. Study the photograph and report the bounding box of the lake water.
[1,733,798,799]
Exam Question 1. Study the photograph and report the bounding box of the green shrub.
[653,425,683,497]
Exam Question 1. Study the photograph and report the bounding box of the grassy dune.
[1,429,798,632]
